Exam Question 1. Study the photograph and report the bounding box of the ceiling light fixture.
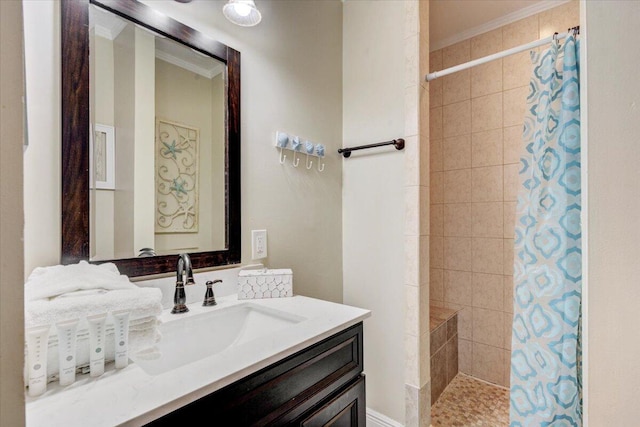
[223,0,262,27]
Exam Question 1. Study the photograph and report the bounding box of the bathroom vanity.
[147,322,365,426]
[25,294,370,426]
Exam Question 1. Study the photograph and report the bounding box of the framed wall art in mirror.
[90,123,115,190]
[61,0,241,277]
[155,118,201,235]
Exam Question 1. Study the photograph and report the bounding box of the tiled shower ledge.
[430,306,459,332]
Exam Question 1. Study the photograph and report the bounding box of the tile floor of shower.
[430,307,510,426]
[431,373,510,426]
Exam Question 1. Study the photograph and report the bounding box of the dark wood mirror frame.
[61,0,241,277]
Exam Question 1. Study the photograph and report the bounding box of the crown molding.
[93,20,127,41]
[156,50,224,79]
[430,0,571,51]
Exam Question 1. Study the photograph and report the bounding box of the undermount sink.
[130,303,306,375]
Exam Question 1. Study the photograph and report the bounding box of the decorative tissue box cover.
[238,269,293,299]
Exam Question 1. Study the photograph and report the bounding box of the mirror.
[89,5,227,260]
[61,0,241,277]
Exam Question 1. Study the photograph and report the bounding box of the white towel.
[128,316,159,332]
[25,261,137,302]
[25,287,163,327]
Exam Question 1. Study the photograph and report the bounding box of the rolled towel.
[25,261,136,302]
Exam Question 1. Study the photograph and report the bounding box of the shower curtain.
[510,34,581,427]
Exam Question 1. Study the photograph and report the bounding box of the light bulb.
[223,0,261,27]
[233,3,251,17]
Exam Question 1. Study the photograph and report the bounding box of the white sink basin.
[130,303,306,375]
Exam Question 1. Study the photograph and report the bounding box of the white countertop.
[25,294,371,427]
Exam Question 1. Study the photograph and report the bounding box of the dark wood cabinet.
[145,322,365,427]
[298,375,365,427]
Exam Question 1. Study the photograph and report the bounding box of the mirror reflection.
[89,5,227,261]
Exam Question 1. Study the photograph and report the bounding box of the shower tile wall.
[428,1,578,388]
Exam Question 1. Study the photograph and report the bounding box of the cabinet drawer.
[146,322,363,426]
[299,374,366,427]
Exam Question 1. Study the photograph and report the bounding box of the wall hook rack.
[338,138,405,158]
[275,131,326,172]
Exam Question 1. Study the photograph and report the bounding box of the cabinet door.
[299,375,365,427]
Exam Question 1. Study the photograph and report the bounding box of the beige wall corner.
[0,0,27,424]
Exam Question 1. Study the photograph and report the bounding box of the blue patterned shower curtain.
[510,34,582,427]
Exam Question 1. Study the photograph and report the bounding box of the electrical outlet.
[251,229,267,260]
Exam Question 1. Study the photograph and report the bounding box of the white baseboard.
[366,408,404,427]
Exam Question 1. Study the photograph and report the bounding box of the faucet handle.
[203,280,222,306]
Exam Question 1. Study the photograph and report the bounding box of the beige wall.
[23,0,60,276]
[154,60,225,254]
[342,1,407,423]
[209,73,225,250]
[23,0,344,303]
[133,27,156,254]
[93,35,116,259]
[428,1,579,387]
[0,2,27,425]
[113,25,137,258]
[94,36,115,126]
[584,0,640,424]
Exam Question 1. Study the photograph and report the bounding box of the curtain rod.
[425,26,580,82]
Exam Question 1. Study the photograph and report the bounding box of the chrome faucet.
[171,253,196,314]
